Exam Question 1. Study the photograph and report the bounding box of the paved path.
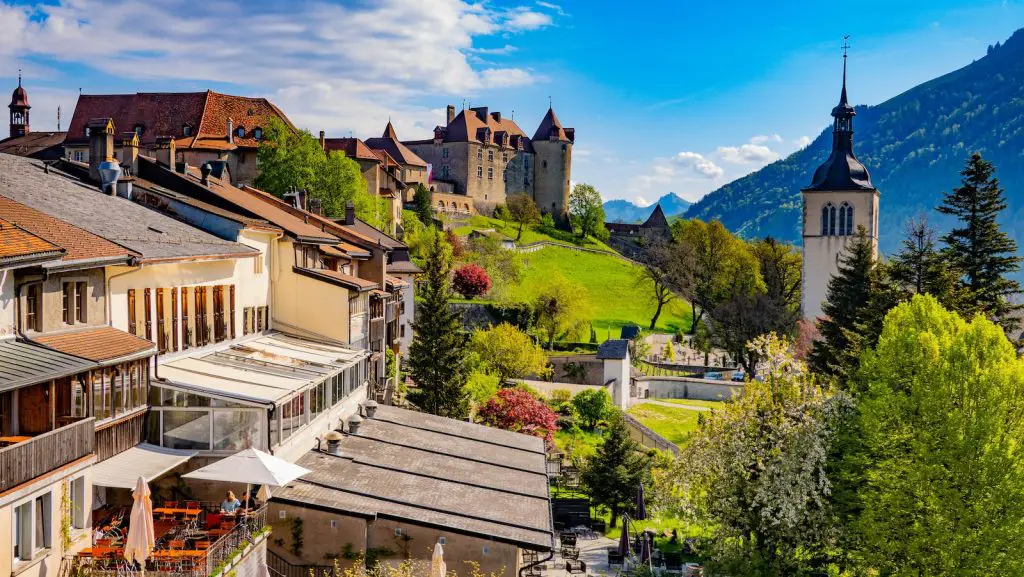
[539,534,619,577]
[635,399,713,412]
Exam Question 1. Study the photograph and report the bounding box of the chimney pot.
[87,117,116,185]
[227,118,234,144]
[155,136,177,169]
[446,105,456,126]
[347,413,363,435]
[361,399,378,419]
[344,201,356,225]
[200,162,212,185]
[323,430,344,455]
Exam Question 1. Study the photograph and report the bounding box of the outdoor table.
[0,435,32,446]
[154,507,201,516]
[152,550,206,558]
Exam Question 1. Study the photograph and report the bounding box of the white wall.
[602,354,631,410]
[0,269,14,339]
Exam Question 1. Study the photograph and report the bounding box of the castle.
[801,51,879,320]
[403,104,574,220]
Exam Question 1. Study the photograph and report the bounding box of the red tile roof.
[365,122,428,167]
[0,196,135,263]
[33,326,155,363]
[66,90,294,150]
[323,137,381,162]
[442,107,528,145]
[0,216,61,260]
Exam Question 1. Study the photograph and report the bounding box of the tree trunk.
[609,507,620,529]
[649,298,664,330]
[517,220,524,241]
[704,351,709,367]
[688,304,702,334]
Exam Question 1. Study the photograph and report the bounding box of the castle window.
[440,165,449,179]
[477,166,483,179]
[542,160,548,169]
[839,202,854,236]
[502,153,508,163]
[183,125,192,136]
[821,203,838,236]
[442,147,449,159]
[477,148,483,160]
[488,150,494,162]
[487,168,493,180]
[254,127,263,140]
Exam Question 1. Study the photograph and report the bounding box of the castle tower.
[801,45,879,320]
[8,71,30,139]
[531,106,574,225]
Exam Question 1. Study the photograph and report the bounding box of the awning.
[92,443,196,489]
[0,340,97,393]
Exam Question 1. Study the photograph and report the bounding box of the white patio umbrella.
[123,476,155,566]
[430,542,446,577]
[183,448,310,509]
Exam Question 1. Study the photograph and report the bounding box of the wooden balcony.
[0,417,95,492]
[95,409,147,462]
[369,318,385,350]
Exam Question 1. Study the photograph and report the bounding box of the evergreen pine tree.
[413,184,434,227]
[809,226,890,383]
[406,233,470,418]
[580,413,650,528]
[937,153,1022,330]
[888,215,963,310]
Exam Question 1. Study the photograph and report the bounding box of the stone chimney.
[283,189,307,211]
[226,118,233,144]
[361,399,378,419]
[319,130,326,150]
[200,162,212,186]
[87,118,115,183]
[309,197,322,216]
[344,201,356,225]
[446,105,456,126]
[155,136,176,168]
[347,413,363,435]
[323,430,343,456]
[491,111,501,123]
[119,131,139,175]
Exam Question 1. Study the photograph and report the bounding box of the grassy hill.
[627,400,726,449]
[453,217,690,335]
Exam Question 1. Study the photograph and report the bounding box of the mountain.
[604,192,692,223]
[686,28,1024,258]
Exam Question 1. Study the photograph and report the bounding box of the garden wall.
[639,376,743,401]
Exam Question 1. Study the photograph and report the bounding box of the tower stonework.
[531,107,574,223]
[801,51,879,321]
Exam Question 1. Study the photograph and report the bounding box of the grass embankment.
[627,400,726,449]
[553,428,604,461]
[453,215,614,252]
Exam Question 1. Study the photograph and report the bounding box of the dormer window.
[183,125,192,137]
[134,124,144,135]
[84,127,91,137]
[253,127,263,140]
[236,126,246,138]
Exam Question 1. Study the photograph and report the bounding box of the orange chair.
[163,501,179,509]
[168,540,185,550]
[195,541,211,551]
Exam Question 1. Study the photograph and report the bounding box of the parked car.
[703,371,724,381]
[731,371,746,382]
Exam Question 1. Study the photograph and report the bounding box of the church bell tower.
[801,40,879,320]
[8,71,30,139]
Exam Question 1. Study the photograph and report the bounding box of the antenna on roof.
[57,106,61,132]
[548,95,552,109]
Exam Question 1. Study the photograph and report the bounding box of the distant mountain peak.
[604,192,692,223]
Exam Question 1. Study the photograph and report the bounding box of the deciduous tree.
[571,388,613,428]
[407,234,470,418]
[477,388,559,444]
[533,274,592,349]
[505,194,541,241]
[672,219,751,333]
[852,295,1024,576]
[937,153,1022,330]
[470,323,549,382]
[635,239,679,330]
[568,183,606,239]
[452,263,491,299]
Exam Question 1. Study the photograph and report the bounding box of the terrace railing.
[0,417,94,492]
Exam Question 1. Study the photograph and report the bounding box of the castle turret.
[531,106,573,225]
[801,43,879,320]
[8,72,30,139]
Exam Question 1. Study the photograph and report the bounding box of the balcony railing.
[95,409,147,462]
[0,417,95,492]
[369,318,385,348]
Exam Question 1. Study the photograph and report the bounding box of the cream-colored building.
[801,59,879,320]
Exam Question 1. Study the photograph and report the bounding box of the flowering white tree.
[667,333,853,575]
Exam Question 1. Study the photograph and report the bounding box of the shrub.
[445,229,465,259]
[550,388,573,405]
[452,263,491,299]
[477,388,559,443]
[572,388,613,428]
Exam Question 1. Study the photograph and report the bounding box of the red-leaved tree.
[452,263,491,299]
[445,230,465,259]
[477,388,558,444]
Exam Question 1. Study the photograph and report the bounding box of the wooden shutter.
[171,288,179,352]
[127,289,137,335]
[156,288,166,353]
[75,281,87,323]
[62,283,72,324]
[229,285,236,340]
[181,287,189,350]
[213,286,225,342]
[144,288,152,341]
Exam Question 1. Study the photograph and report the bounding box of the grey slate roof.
[0,339,96,393]
[0,155,258,261]
[272,405,552,550]
[620,325,641,340]
[597,339,629,360]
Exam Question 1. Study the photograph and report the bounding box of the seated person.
[241,490,257,511]
[220,491,241,513]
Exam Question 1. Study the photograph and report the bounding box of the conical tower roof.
[532,107,567,141]
[643,204,669,228]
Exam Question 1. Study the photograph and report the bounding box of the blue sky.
[2,0,1023,204]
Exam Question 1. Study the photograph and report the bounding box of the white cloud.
[672,151,725,179]
[750,133,782,144]
[794,135,812,148]
[4,0,556,138]
[535,1,566,15]
[469,44,518,55]
[634,196,651,207]
[716,143,780,165]
[504,8,553,31]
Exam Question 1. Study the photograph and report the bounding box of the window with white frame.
[69,477,86,529]
[13,492,51,562]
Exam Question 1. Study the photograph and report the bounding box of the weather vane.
[842,35,850,58]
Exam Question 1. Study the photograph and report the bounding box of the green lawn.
[513,246,691,335]
[653,398,730,409]
[553,427,604,461]
[453,216,614,252]
[627,401,725,448]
